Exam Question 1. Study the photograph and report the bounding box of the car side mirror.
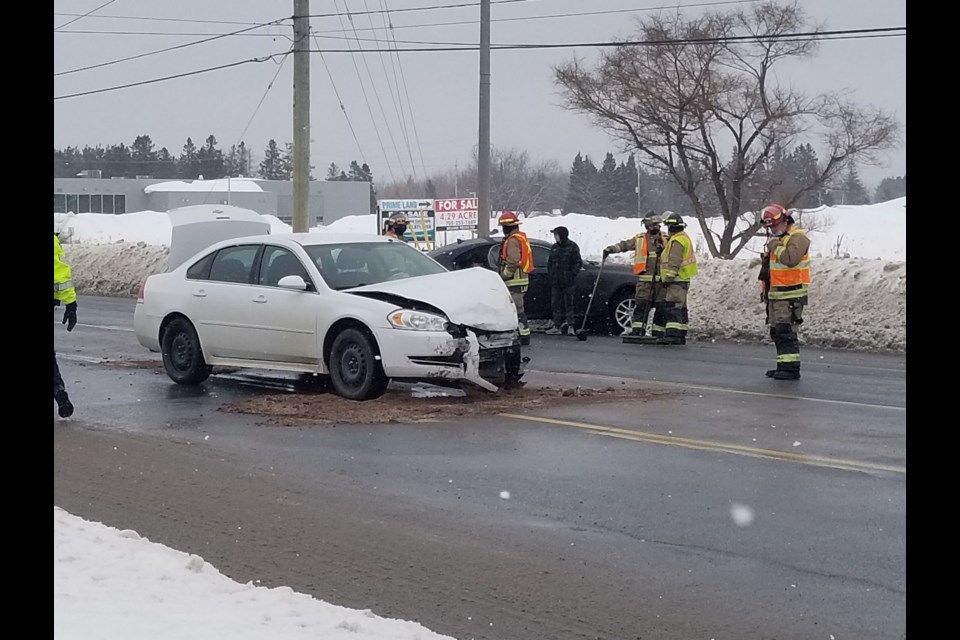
[277,275,308,290]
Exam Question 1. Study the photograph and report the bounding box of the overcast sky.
[53,0,906,189]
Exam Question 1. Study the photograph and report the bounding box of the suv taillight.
[137,280,146,302]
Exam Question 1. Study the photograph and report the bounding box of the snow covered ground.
[54,507,454,640]
[54,198,906,352]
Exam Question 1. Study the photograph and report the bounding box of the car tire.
[161,317,212,385]
[328,328,388,401]
[609,289,636,334]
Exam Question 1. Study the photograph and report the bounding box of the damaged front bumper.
[379,325,524,392]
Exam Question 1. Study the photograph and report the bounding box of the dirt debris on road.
[222,385,670,426]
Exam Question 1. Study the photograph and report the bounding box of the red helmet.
[498,211,521,226]
[761,203,786,227]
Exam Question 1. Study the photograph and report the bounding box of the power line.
[364,0,417,180]
[302,27,906,53]
[332,0,398,183]
[233,51,293,154]
[55,29,287,37]
[53,27,904,101]
[384,0,429,178]
[55,18,290,76]
[53,13,282,27]
[313,0,766,35]
[307,0,545,19]
[196,51,291,204]
[55,2,763,38]
[54,54,286,100]
[311,28,367,164]
[54,0,117,31]
[341,0,409,179]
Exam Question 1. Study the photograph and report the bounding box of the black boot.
[55,390,74,418]
[772,370,800,380]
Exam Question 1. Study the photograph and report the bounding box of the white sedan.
[134,233,525,400]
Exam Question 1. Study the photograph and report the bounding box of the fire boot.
[772,368,801,380]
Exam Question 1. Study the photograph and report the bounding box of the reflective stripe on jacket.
[501,231,534,287]
[768,228,810,300]
[54,235,77,305]
[660,232,697,282]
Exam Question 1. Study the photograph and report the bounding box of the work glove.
[53,298,61,307]
[602,248,611,259]
[765,237,781,253]
[62,301,78,332]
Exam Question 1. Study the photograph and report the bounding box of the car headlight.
[387,309,448,331]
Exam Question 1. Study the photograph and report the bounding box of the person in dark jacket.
[546,226,583,336]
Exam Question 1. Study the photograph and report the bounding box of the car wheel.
[161,317,212,385]
[610,290,636,333]
[328,328,388,401]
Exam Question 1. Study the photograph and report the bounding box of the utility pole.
[454,160,459,198]
[477,0,491,238]
[292,0,311,232]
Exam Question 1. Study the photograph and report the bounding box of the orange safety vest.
[501,231,534,286]
[632,233,664,278]
[768,228,810,299]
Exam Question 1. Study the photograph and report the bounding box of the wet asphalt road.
[54,295,906,640]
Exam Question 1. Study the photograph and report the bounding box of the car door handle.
[192,288,207,298]
[252,295,267,303]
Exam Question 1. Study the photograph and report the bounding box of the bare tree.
[465,146,564,214]
[554,1,900,258]
[381,146,566,213]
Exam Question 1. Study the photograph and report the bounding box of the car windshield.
[304,242,448,291]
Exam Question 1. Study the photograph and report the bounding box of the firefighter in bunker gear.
[498,211,534,346]
[759,203,810,380]
[656,213,697,345]
[603,213,667,337]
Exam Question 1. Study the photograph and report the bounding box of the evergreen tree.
[196,134,224,179]
[361,162,377,213]
[103,143,132,178]
[597,152,619,217]
[155,147,177,179]
[791,144,822,208]
[258,139,287,180]
[565,153,599,214]
[841,165,870,205]
[178,138,199,179]
[615,154,640,217]
[131,135,157,177]
[874,175,906,202]
[326,162,347,181]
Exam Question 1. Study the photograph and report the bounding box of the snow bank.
[59,241,906,352]
[53,200,907,352]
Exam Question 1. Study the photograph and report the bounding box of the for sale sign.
[434,198,479,230]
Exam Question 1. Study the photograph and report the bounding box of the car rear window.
[186,252,215,280]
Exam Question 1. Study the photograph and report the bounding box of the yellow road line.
[526,368,906,411]
[499,413,906,475]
